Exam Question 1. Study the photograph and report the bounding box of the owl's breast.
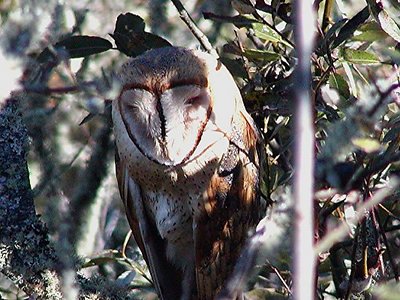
[139,157,218,236]
[137,160,217,269]
[113,98,231,267]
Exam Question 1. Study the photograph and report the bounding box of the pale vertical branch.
[293,1,316,300]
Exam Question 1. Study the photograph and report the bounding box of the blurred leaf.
[82,255,121,268]
[222,42,242,56]
[352,138,381,153]
[331,6,370,49]
[79,113,96,125]
[203,12,258,27]
[253,23,293,48]
[111,12,171,57]
[231,0,256,14]
[387,112,400,125]
[317,18,347,55]
[352,22,389,42]
[377,9,400,42]
[340,48,380,64]
[246,288,288,299]
[219,57,248,78]
[38,36,113,62]
[242,48,280,61]
[115,271,137,287]
[254,0,274,13]
[381,48,400,64]
[342,61,357,97]
[329,73,350,99]
[254,92,291,116]
[114,12,145,33]
[383,112,400,144]
[255,0,292,23]
[383,126,400,144]
[373,282,400,300]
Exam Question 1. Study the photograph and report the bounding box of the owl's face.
[116,47,239,167]
[119,81,211,166]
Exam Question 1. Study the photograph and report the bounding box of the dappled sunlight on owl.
[112,46,265,300]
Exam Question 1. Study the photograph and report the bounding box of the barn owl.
[112,46,264,300]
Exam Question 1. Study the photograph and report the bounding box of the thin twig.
[121,230,133,260]
[367,83,400,118]
[315,177,400,255]
[375,208,400,281]
[344,224,360,300]
[170,0,217,56]
[121,230,154,285]
[24,85,80,95]
[270,263,292,295]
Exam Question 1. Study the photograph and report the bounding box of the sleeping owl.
[112,47,264,300]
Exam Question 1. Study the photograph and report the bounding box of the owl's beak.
[158,139,170,162]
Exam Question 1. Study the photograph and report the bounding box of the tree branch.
[0,98,63,298]
[0,98,132,299]
[170,0,217,56]
[292,0,316,299]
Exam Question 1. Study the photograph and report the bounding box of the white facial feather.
[161,85,210,164]
[119,88,164,159]
[116,47,244,169]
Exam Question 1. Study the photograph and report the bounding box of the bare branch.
[315,177,400,255]
[292,1,317,299]
[170,0,217,56]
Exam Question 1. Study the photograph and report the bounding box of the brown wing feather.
[115,153,183,299]
[194,108,264,300]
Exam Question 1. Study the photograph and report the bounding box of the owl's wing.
[194,109,265,300]
[115,153,183,299]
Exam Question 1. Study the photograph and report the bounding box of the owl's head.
[116,47,241,167]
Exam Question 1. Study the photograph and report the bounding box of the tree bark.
[0,97,63,298]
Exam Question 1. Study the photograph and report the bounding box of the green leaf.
[82,256,122,268]
[377,9,400,42]
[329,73,350,99]
[253,23,293,48]
[341,61,357,97]
[352,137,381,153]
[242,48,280,61]
[340,48,380,64]
[352,21,389,42]
[38,36,113,62]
